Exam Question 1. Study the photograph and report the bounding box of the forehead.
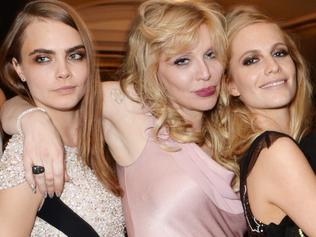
[161,24,213,58]
[231,22,285,55]
[21,19,82,52]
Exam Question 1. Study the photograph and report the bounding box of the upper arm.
[101,81,148,166]
[0,96,33,135]
[0,183,43,237]
[252,137,316,235]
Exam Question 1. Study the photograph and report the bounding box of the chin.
[197,102,218,112]
[50,101,81,111]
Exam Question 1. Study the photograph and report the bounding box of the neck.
[252,107,290,134]
[177,110,203,132]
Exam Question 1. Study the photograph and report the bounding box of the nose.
[264,57,280,75]
[198,60,211,81]
[56,60,71,80]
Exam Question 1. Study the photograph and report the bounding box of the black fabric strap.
[37,196,99,237]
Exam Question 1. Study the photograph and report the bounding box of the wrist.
[17,107,47,134]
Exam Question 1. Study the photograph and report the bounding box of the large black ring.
[32,165,45,175]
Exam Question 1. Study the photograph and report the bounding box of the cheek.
[159,70,188,93]
[210,62,224,80]
[72,63,88,83]
[25,78,48,98]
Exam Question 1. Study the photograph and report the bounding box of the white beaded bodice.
[0,134,125,237]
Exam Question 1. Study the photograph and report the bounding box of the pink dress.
[117,127,246,237]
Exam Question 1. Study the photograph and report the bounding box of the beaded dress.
[0,134,126,237]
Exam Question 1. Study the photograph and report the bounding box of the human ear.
[228,80,240,97]
[12,58,26,82]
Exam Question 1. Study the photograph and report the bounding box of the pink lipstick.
[194,86,216,97]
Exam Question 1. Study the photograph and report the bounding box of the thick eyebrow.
[66,45,85,54]
[28,44,85,56]
[28,48,54,56]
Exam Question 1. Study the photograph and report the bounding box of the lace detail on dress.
[0,134,126,236]
[242,185,264,234]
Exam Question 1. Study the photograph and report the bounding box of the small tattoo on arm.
[111,89,125,104]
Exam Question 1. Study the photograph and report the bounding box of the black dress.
[299,131,316,173]
[240,131,307,237]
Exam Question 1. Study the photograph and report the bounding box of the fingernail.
[56,192,61,197]
[49,193,54,199]
[43,192,47,199]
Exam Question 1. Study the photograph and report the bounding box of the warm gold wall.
[64,0,316,85]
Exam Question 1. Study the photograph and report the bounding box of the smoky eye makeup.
[69,49,86,61]
[242,55,259,66]
[33,54,50,63]
[272,48,289,57]
[173,57,190,65]
[205,49,215,59]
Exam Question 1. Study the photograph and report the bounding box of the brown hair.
[0,0,121,195]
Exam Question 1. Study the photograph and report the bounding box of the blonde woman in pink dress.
[0,0,247,236]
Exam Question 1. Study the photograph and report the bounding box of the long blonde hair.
[0,0,121,195]
[120,0,230,170]
[219,6,313,190]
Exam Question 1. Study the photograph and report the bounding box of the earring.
[20,76,26,82]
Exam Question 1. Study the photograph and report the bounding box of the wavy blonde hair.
[0,0,121,195]
[120,0,229,169]
[218,6,313,190]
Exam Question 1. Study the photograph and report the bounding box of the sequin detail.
[0,134,125,236]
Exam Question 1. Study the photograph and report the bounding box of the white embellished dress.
[0,134,126,237]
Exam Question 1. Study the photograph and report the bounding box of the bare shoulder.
[102,81,143,120]
[248,136,316,233]
[260,136,305,165]
[253,136,313,189]
[102,81,124,117]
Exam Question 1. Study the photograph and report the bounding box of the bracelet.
[16,107,47,134]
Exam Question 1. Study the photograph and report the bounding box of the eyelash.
[242,57,258,66]
[205,51,215,59]
[173,50,215,66]
[34,55,50,64]
[242,49,289,66]
[174,57,189,65]
[33,51,86,64]
[69,51,86,61]
[273,49,288,57]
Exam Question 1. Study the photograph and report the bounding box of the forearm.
[0,96,34,135]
